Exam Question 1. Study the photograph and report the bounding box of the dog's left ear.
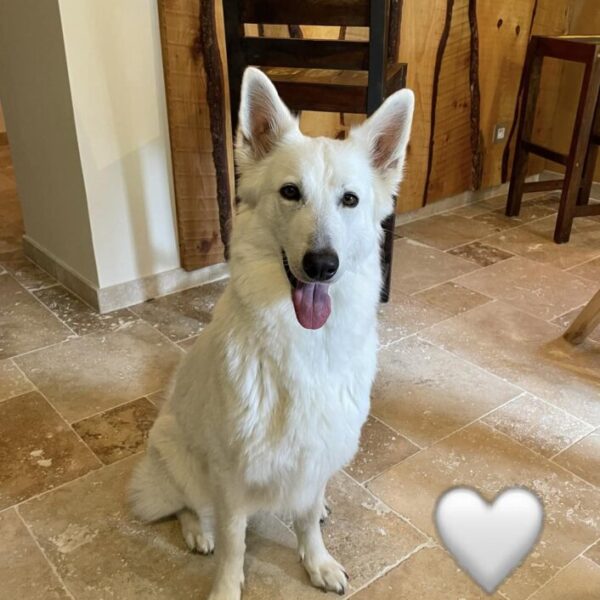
[352,89,414,217]
[237,67,298,161]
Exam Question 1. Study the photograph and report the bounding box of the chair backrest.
[223,0,399,133]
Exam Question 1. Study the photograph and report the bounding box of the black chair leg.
[380,212,396,303]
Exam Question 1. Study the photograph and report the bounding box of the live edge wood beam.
[198,0,232,260]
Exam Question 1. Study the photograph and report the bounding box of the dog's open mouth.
[283,252,332,330]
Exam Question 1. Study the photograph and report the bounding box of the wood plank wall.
[158,0,579,271]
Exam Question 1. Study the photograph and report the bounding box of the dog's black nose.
[303,250,339,281]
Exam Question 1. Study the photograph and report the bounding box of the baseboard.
[23,236,229,314]
[95,261,229,313]
[395,174,542,226]
[23,236,101,309]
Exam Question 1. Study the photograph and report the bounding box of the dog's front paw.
[305,555,349,595]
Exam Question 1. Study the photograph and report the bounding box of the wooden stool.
[506,35,600,243]
[223,0,407,302]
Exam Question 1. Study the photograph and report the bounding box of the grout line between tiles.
[14,507,77,600]
[346,541,435,598]
[69,387,167,425]
[14,367,104,469]
[368,413,424,450]
[413,317,597,430]
[484,424,598,490]
[342,470,436,547]
[523,538,600,600]
[15,272,80,339]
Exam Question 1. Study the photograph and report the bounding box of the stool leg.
[555,58,600,243]
[507,41,543,217]
[380,211,395,303]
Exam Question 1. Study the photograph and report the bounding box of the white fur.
[130,67,414,600]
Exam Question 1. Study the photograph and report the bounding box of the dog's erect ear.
[237,67,297,159]
[353,89,414,175]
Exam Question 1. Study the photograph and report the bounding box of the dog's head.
[234,67,414,330]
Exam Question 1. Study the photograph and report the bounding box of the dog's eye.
[342,192,359,208]
[280,184,301,201]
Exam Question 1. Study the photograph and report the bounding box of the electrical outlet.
[493,123,508,144]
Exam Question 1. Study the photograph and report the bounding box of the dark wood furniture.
[506,35,600,243]
[222,0,407,302]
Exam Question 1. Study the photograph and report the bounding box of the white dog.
[130,67,414,600]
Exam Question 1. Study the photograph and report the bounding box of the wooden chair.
[222,0,407,302]
[506,35,600,243]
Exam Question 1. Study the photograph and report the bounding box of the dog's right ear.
[237,67,297,161]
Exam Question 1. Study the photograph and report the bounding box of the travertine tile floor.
[1,140,600,599]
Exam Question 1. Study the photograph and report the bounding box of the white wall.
[0,0,99,285]
[58,0,179,289]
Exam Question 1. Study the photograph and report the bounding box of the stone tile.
[450,201,499,218]
[367,421,600,600]
[372,336,520,447]
[345,416,419,483]
[377,292,450,347]
[456,256,598,321]
[0,249,56,291]
[447,241,514,267]
[391,238,479,295]
[586,540,600,567]
[420,301,600,425]
[34,285,138,336]
[483,393,594,458]
[19,457,425,599]
[0,392,99,510]
[131,280,227,342]
[472,203,556,230]
[553,429,600,487]
[414,282,491,316]
[552,306,600,343]
[351,546,501,600]
[72,397,158,465]
[482,215,600,270]
[568,256,600,283]
[396,214,498,251]
[178,335,199,352]
[527,556,600,600]
[0,358,33,402]
[0,274,72,360]
[0,508,70,599]
[15,321,182,422]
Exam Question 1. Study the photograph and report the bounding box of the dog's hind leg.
[129,448,185,522]
[178,507,215,555]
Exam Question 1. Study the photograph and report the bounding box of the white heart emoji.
[434,487,544,594]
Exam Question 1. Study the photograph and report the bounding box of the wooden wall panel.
[158,0,230,270]
[397,0,449,211]
[478,1,535,188]
[159,0,576,271]
[425,0,473,202]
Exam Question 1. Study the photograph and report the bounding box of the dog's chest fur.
[176,262,379,512]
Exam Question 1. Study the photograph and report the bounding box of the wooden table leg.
[379,212,395,303]
[555,57,600,243]
[564,288,600,344]
[506,39,543,217]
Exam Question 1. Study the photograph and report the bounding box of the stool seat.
[506,35,600,243]
[261,63,407,113]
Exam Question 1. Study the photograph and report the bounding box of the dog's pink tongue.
[291,282,331,330]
